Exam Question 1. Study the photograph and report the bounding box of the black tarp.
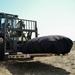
[22,35,73,55]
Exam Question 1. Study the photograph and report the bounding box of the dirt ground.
[0,44,75,75]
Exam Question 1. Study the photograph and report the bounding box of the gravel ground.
[0,44,75,75]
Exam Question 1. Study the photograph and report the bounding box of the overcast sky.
[0,0,75,40]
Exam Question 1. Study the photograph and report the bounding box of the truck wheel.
[0,37,4,60]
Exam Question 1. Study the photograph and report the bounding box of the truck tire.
[0,37,4,60]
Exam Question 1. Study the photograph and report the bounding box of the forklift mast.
[0,12,38,53]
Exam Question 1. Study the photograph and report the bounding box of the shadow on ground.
[0,60,70,75]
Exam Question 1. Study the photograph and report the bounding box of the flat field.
[0,42,75,75]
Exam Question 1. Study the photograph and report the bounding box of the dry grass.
[0,42,75,75]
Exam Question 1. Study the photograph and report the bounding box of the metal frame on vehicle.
[0,12,38,60]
